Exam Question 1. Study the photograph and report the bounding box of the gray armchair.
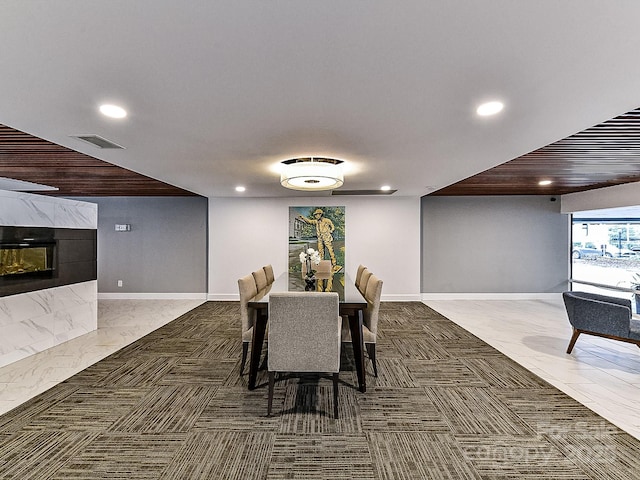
[562,291,640,353]
[267,292,341,418]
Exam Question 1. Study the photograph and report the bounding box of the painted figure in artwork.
[298,208,343,273]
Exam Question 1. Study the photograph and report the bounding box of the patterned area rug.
[1,301,639,479]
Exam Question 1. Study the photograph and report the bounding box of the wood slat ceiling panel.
[431,107,640,196]
[0,124,199,197]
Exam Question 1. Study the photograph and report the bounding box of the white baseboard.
[422,292,563,301]
[207,293,239,301]
[381,294,422,302]
[98,293,208,300]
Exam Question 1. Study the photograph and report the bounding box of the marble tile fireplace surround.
[0,190,98,368]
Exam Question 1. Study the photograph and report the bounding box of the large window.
[571,207,640,307]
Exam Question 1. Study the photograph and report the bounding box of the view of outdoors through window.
[572,207,640,310]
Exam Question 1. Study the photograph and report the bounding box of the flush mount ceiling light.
[280,157,344,191]
[539,179,553,186]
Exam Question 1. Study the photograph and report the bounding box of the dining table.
[247,270,368,392]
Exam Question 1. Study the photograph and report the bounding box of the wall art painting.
[288,206,345,294]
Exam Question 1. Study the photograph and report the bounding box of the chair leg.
[259,351,268,371]
[332,372,339,419]
[566,329,581,354]
[267,371,275,417]
[240,342,249,375]
[366,343,377,377]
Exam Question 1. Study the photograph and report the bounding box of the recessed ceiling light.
[235,186,246,192]
[539,180,552,186]
[381,185,391,191]
[476,101,504,116]
[99,104,127,119]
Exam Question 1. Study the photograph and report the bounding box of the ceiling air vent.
[331,189,397,196]
[69,134,125,149]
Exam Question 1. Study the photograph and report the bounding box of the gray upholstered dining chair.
[263,264,275,284]
[252,268,268,291]
[342,273,383,377]
[354,264,367,290]
[267,292,341,418]
[238,274,258,375]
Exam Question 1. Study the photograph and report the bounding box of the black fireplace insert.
[0,226,96,297]
[0,228,56,278]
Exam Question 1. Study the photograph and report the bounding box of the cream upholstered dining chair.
[301,259,332,276]
[263,264,275,284]
[362,274,383,377]
[358,268,372,295]
[316,260,332,274]
[252,268,268,291]
[354,264,367,290]
[238,274,258,375]
[267,292,341,418]
[343,273,383,377]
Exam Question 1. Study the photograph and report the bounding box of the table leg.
[248,307,267,390]
[348,309,366,393]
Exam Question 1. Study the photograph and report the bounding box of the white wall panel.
[561,181,640,213]
[208,196,421,301]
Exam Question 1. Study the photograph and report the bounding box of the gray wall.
[72,197,207,294]
[65,194,567,296]
[421,196,569,293]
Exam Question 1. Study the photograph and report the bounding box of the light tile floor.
[425,297,640,440]
[1,297,638,441]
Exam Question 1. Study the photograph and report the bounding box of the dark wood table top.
[248,271,366,308]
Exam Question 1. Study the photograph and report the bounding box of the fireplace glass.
[0,243,55,277]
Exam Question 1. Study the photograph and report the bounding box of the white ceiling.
[2,1,640,197]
